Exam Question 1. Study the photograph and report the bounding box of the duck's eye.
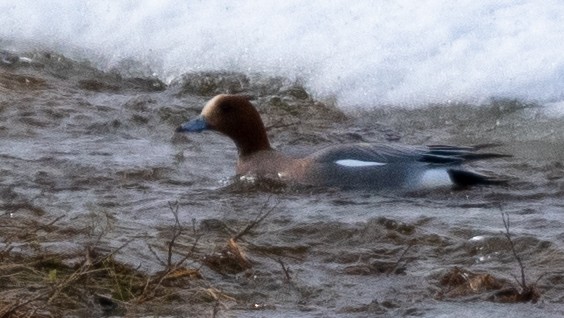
[219,102,234,113]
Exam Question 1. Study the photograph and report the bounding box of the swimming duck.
[176,94,508,190]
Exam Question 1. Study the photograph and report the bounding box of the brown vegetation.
[1,200,548,317]
[0,204,217,317]
[435,212,541,303]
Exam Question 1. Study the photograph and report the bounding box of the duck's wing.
[308,143,509,166]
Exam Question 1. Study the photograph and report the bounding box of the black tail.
[447,169,508,187]
[457,152,512,161]
[422,144,511,164]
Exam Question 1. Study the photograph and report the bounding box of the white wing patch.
[335,159,387,167]
[419,169,451,187]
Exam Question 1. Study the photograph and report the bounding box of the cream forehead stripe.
[201,95,223,116]
[335,159,386,167]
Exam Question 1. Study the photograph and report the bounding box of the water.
[1,1,564,317]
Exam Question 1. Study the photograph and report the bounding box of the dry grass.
[0,205,223,318]
[0,197,289,317]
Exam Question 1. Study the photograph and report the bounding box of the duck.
[176,94,509,190]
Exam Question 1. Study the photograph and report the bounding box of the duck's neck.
[234,129,272,158]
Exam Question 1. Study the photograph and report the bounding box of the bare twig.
[47,261,90,304]
[174,235,202,268]
[164,202,202,269]
[147,244,166,267]
[43,215,66,229]
[93,238,135,266]
[191,218,197,234]
[146,202,201,270]
[388,240,415,275]
[277,258,292,282]
[233,198,278,242]
[501,212,526,289]
[167,201,183,268]
[0,293,45,318]
[212,300,221,318]
[137,202,203,302]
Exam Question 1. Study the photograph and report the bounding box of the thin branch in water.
[174,234,202,268]
[43,214,66,229]
[212,299,221,318]
[233,198,278,242]
[147,244,166,267]
[93,238,135,266]
[191,218,197,234]
[164,201,202,269]
[140,202,202,299]
[388,240,415,275]
[501,212,526,289]
[534,272,553,285]
[167,201,183,268]
[277,258,292,282]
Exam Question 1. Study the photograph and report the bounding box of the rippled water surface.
[1,53,564,317]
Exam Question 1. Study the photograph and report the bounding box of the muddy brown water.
[1,53,564,317]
